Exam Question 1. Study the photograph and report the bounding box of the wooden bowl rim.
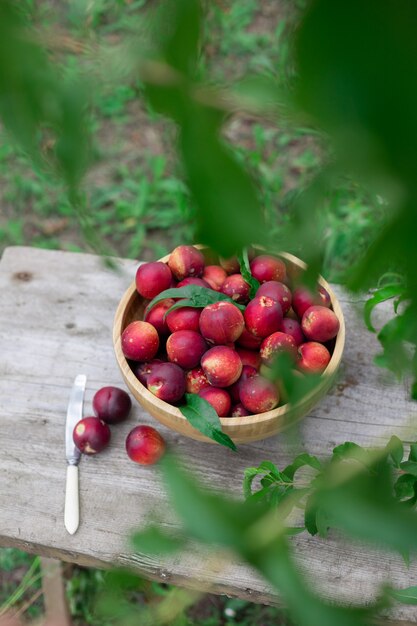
[113,247,345,428]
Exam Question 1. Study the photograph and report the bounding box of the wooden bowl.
[113,248,345,444]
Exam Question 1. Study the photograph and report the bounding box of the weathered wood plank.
[1,246,417,622]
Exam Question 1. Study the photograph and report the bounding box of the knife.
[64,374,86,535]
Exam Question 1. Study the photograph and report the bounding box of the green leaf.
[316,508,330,538]
[243,467,262,499]
[230,74,287,115]
[394,474,416,500]
[131,527,185,555]
[256,460,281,478]
[400,549,411,568]
[179,394,236,451]
[386,435,404,468]
[0,1,90,187]
[265,352,322,406]
[375,311,414,377]
[157,0,201,77]
[317,458,417,554]
[146,285,245,315]
[399,461,417,476]
[387,586,417,605]
[253,539,374,626]
[243,461,288,500]
[103,570,145,592]
[332,442,371,467]
[394,293,408,314]
[269,486,291,508]
[283,453,322,480]
[162,299,194,317]
[409,444,417,462]
[238,249,260,299]
[249,486,274,504]
[364,285,405,332]
[160,455,265,551]
[304,495,318,536]
[179,102,266,257]
[162,456,376,626]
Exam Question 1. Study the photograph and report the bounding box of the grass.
[0,0,373,275]
[0,0,382,623]
[1,0,381,277]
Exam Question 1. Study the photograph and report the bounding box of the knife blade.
[64,374,86,534]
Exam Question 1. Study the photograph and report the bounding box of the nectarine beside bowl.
[113,247,345,444]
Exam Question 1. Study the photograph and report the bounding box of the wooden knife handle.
[64,465,79,535]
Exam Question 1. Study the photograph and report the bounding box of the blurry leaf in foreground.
[103,569,146,592]
[294,0,417,360]
[316,453,417,554]
[250,538,376,626]
[394,474,417,501]
[143,0,266,257]
[375,310,414,377]
[132,526,187,555]
[230,74,289,114]
[265,352,322,409]
[387,585,417,605]
[93,569,146,624]
[150,0,202,78]
[385,435,404,469]
[160,454,259,551]
[159,455,379,626]
[331,442,372,468]
[295,0,417,181]
[0,1,90,188]
[179,101,266,256]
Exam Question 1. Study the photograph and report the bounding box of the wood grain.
[40,557,72,626]
[113,247,345,443]
[1,246,417,623]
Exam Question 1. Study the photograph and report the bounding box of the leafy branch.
[133,451,417,626]
[244,436,417,544]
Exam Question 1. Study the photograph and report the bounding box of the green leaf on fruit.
[179,394,237,451]
[145,285,245,316]
[238,248,260,299]
[265,352,322,406]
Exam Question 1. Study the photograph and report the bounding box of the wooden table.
[1,246,417,624]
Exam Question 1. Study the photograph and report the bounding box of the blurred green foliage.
[0,0,376,269]
[2,0,417,625]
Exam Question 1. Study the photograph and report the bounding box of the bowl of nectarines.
[113,245,345,444]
